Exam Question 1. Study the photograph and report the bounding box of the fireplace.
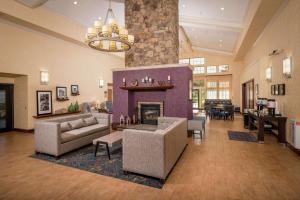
[138,102,164,125]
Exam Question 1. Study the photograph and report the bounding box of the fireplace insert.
[140,104,161,125]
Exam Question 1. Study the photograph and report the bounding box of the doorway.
[242,79,254,113]
[0,84,14,132]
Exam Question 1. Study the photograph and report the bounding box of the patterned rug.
[228,131,257,142]
[31,145,163,189]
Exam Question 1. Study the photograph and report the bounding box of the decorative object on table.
[126,116,131,125]
[120,115,125,125]
[278,84,285,95]
[68,101,80,113]
[130,79,138,87]
[71,85,79,95]
[167,75,171,84]
[141,78,145,83]
[84,0,134,52]
[267,99,276,116]
[283,56,292,78]
[189,80,193,100]
[36,90,53,116]
[56,86,69,101]
[122,78,126,86]
[157,81,166,86]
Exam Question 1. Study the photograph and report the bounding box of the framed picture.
[71,85,79,95]
[56,86,68,100]
[36,91,52,116]
[271,85,275,95]
[278,84,285,95]
[189,80,193,100]
[274,85,279,95]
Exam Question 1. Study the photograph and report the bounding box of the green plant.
[68,103,75,113]
[74,101,79,112]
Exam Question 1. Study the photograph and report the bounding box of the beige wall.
[180,51,243,106]
[240,0,300,142]
[0,77,14,84]
[0,20,125,130]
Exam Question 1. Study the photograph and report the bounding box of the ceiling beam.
[179,15,244,33]
[192,46,233,56]
[179,26,193,54]
[234,0,287,60]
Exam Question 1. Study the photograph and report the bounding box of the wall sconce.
[283,57,292,78]
[40,70,49,85]
[98,78,104,88]
[266,67,272,81]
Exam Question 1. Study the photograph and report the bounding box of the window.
[193,80,205,87]
[219,89,230,99]
[179,58,190,64]
[207,66,217,73]
[219,65,229,72]
[207,81,217,88]
[190,57,205,65]
[207,89,217,99]
[219,81,230,88]
[193,66,205,74]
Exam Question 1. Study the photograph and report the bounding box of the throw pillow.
[68,119,86,129]
[60,122,71,132]
[84,117,98,126]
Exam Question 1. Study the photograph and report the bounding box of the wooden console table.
[248,111,287,143]
[33,111,81,119]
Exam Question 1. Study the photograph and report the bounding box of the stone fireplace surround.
[112,64,193,125]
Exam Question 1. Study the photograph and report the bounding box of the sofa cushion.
[60,122,71,132]
[61,124,108,143]
[68,119,86,129]
[83,117,98,126]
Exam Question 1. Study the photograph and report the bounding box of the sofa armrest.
[92,113,110,126]
[34,121,60,156]
[123,129,165,178]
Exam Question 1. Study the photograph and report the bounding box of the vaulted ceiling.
[42,0,252,56]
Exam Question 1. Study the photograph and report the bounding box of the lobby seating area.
[1,0,300,199]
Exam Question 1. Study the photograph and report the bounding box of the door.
[0,84,13,132]
[242,79,254,113]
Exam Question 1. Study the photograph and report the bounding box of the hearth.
[138,102,164,125]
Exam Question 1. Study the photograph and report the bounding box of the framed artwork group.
[36,85,80,116]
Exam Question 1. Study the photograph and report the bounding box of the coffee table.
[93,131,123,160]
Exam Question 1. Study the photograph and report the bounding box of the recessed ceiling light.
[219,39,223,42]
[220,7,225,11]
[182,4,186,8]
[73,1,78,5]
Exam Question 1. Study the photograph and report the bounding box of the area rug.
[30,145,163,189]
[228,131,257,142]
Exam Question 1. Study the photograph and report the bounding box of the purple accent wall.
[112,66,193,123]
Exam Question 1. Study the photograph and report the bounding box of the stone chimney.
[125,0,179,67]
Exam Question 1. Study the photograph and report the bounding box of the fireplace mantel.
[120,85,174,91]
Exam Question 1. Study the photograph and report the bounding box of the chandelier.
[85,0,134,52]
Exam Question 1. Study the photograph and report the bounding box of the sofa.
[34,113,110,157]
[122,117,188,181]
